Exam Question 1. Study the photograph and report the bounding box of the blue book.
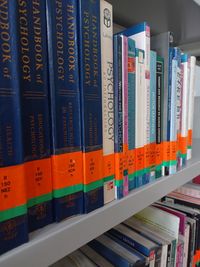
[0,0,28,254]
[149,51,157,182]
[78,0,103,212]
[46,0,83,222]
[17,0,53,231]
[89,234,146,267]
[127,38,136,191]
[114,34,124,199]
[108,224,159,265]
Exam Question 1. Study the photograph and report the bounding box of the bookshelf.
[0,140,200,267]
[1,0,200,266]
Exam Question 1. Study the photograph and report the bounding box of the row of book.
[0,0,197,255]
[53,180,200,267]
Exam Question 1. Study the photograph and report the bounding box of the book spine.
[169,52,178,175]
[155,56,164,179]
[114,35,124,199]
[163,45,173,176]
[17,0,53,231]
[127,38,136,191]
[149,50,157,182]
[187,56,196,160]
[122,35,129,196]
[78,0,103,212]
[46,0,83,221]
[0,0,28,254]
[135,49,145,188]
[175,49,182,171]
[183,224,190,267]
[100,0,115,205]
[180,54,190,167]
[176,241,184,267]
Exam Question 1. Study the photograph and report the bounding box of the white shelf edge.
[0,140,200,267]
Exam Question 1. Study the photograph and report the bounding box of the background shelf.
[1,140,200,267]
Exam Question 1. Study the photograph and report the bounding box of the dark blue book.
[89,234,146,267]
[108,224,160,266]
[17,0,53,231]
[0,0,28,254]
[155,56,164,179]
[78,0,103,213]
[114,34,124,199]
[46,0,83,222]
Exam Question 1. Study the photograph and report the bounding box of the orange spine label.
[188,129,193,146]
[128,149,135,174]
[135,147,144,172]
[149,143,156,167]
[0,164,26,211]
[170,141,177,161]
[115,152,124,181]
[25,158,52,200]
[179,136,187,154]
[177,133,181,152]
[83,150,103,185]
[52,151,82,190]
[155,143,163,165]
[103,154,115,178]
[163,141,170,162]
[144,144,150,168]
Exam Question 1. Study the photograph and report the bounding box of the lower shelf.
[1,140,200,267]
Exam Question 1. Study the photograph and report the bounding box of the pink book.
[168,191,200,205]
[193,175,200,184]
[122,35,129,196]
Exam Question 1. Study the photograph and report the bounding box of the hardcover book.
[155,56,164,179]
[100,0,115,204]
[114,34,124,199]
[78,0,104,212]
[0,0,28,254]
[149,50,157,182]
[108,224,160,266]
[17,0,53,231]
[151,32,174,176]
[46,0,83,221]
[89,234,146,267]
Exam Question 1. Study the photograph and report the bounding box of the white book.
[135,49,145,184]
[180,54,190,167]
[123,23,150,181]
[187,56,196,160]
[100,0,115,204]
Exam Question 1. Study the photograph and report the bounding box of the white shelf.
[0,140,200,267]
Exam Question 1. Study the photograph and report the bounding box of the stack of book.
[0,0,197,255]
[53,195,200,267]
